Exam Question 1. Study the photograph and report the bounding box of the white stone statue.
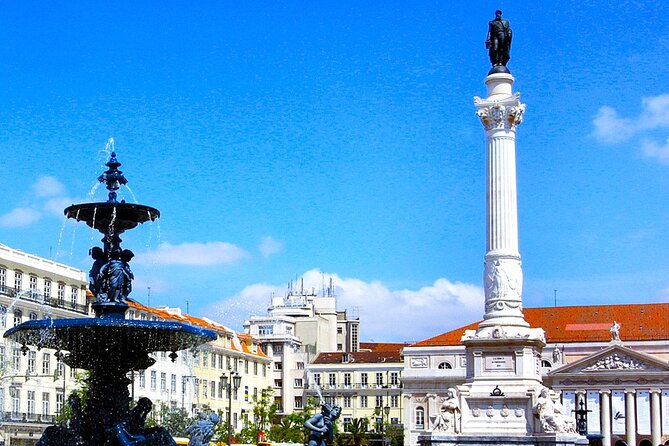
[431,388,461,433]
[610,321,621,341]
[533,387,577,434]
[552,346,562,364]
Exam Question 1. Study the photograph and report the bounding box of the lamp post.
[221,369,242,445]
[382,405,390,446]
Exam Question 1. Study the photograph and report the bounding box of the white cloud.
[0,207,42,228]
[136,241,250,266]
[259,236,284,258]
[203,269,484,342]
[640,137,669,165]
[593,94,669,164]
[592,106,634,143]
[32,176,66,198]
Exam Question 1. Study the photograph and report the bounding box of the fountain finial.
[98,152,128,203]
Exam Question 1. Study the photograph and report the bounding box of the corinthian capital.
[474,93,526,131]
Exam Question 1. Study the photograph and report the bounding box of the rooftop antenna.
[186,300,189,314]
[554,289,557,307]
[147,287,151,307]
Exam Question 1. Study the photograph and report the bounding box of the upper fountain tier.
[64,151,160,235]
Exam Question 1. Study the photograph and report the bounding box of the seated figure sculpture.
[108,397,176,445]
[305,402,342,446]
[185,411,220,446]
[533,387,577,434]
[431,388,461,433]
[98,248,134,302]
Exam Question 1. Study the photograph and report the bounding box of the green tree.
[153,403,194,437]
[339,418,369,446]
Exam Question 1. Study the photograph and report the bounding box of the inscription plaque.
[484,355,514,372]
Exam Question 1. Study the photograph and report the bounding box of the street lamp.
[221,369,242,445]
[381,405,390,446]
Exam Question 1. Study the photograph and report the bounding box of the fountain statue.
[5,150,217,445]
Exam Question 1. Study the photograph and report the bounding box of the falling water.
[306,367,324,403]
[89,206,98,248]
[68,209,80,258]
[124,185,138,204]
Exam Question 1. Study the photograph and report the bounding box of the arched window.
[438,361,453,369]
[29,312,38,321]
[415,406,425,430]
[13,309,22,327]
[541,360,552,368]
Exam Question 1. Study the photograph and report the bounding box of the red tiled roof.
[312,350,402,364]
[412,303,669,347]
[360,342,411,353]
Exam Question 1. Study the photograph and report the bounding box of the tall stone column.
[625,389,636,446]
[474,73,529,330]
[650,389,661,446]
[600,390,611,446]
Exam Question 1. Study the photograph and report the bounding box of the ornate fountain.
[5,151,217,445]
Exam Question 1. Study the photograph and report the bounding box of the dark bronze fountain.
[5,151,216,445]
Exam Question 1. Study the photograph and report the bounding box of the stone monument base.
[418,433,588,446]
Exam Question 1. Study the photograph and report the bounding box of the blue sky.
[0,1,668,342]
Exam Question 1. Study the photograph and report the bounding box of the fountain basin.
[64,202,160,234]
[4,317,215,370]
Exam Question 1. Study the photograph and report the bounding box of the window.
[253,361,258,375]
[343,396,352,408]
[360,395,368,408]
[29,312,38,320]
[13,347,21,371]
[70,287,78,306]
[415,407,425,429]
[128,310,135,320]
[328,373,336,386]
[262,364,267,377]
[274,362,282,371]
[211,381,216,398]
[343,417,352,431]
[313,373,321,386]
[57,283,65,304]
[541,360,552,368]
[344,373,352,386]
[337,344,343,351]
[274,379,283,388]
[244,386,249,402]
[0,267,5,289]
[44,280,51,299]
[138,371,145,388]
[337,327,343,334]
[375,396,383,408]
[375,373,383,386]
[244,360,249,374]
[360,373,368,387]
[28,351,36,374]
[171,374,177,393]
[391,395,399,407]
[390,372,399,385]
[14,270,23,291]
[42,392,50,416]
[56,391,64,415]
[0,305,6,327]
[297,362,304,370]
[27,390,35,415]
[11,388,20,415]
[150,371,157,390]
[160,373,166,391]
[0,346,5,365]
[194,379,199,395]
[294,378,303,388]
[29,276,37,296]
[203,381,208,398]
[13,309,22,327]
[56,359,65,378]
[202,352,208,367]
[259,325,273,335]
[273,344,283,354]
[438,362,453,369]
[294,397,303,409]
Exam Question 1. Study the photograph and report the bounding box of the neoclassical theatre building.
[402,303,669,446]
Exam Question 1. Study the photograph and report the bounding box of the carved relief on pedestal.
[429,388,461,434]
[484,258,523,313]
[410,357,429,368]
[474,93,526,131]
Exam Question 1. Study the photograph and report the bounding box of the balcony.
[0,411,55,424]
[0,286,89,315]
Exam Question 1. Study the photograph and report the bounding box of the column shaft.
[600,391,611,446]
[651,390,661,446]
[625,390,636,446]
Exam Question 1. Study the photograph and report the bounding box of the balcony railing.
[0,411,55,424]
[0,286,89,315]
